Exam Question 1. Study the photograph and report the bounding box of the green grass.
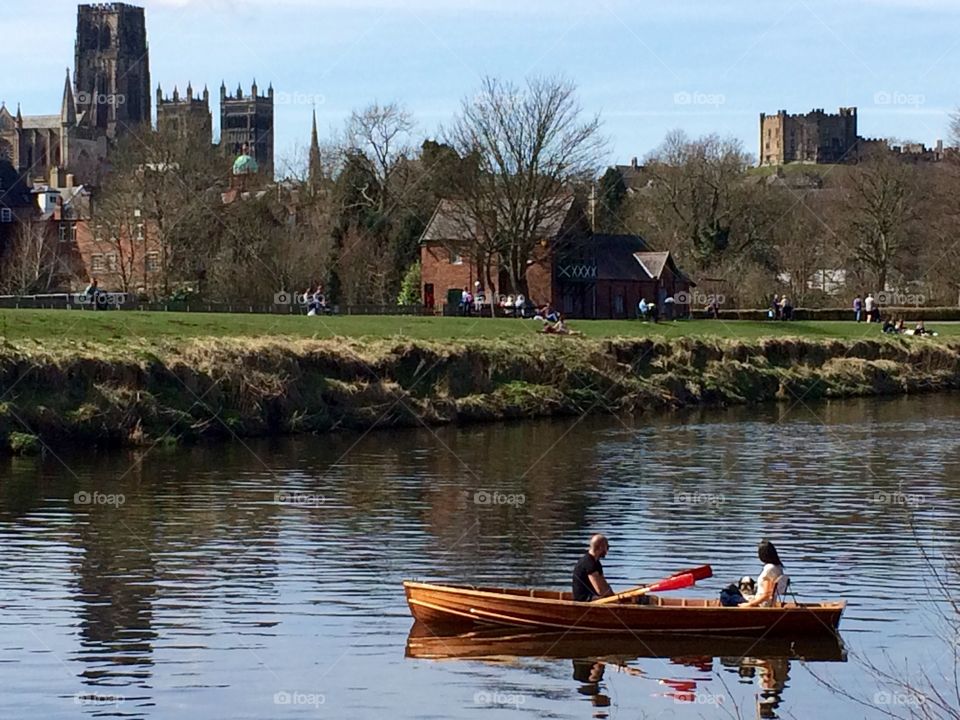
[0,309,956,345]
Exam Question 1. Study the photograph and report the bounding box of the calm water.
[2,396,959,719]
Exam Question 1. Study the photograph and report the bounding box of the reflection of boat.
[404,622,847,662]
[403,581,845,636]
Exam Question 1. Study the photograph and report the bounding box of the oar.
[594,565,713,606]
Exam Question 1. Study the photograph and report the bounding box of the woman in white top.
[740,540,789,608]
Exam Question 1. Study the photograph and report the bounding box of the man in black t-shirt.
[572,534,614,602]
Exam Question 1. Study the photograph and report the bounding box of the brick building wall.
[72,218,165,294]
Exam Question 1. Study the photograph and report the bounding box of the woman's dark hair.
[758,540,783,567]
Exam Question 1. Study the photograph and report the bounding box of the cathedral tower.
[75,3,151,139]
[220,81,274,178]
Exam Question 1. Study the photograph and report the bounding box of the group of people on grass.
[302,285,329,316]
[769,294,794,321]
[854,294,936,335]
[459,284,536,318]
[573,534,788,608]
[852,293,880,323]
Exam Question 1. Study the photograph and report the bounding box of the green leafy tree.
[396,262,421,305]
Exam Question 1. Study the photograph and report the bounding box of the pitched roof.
[634,251,669,279]
[421,196,576,244]
[593,234,651,281]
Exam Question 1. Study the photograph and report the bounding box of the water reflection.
[0,394,957,719]
[406,622,845,718]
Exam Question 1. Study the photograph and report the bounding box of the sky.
[3,0,958,173]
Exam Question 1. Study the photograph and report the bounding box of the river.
[2,395,958,719]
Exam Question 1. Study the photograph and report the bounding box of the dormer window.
[0,208,12,223]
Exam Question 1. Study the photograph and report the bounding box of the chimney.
[631,157,638,170]
[50,166,60,188]
[66,174,75,189]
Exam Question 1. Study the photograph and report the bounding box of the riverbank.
[1,330,958,453]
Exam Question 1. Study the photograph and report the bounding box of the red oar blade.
[668,565,713,582]
[647,572,695,593]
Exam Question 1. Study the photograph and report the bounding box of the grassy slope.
[1,309,956,346]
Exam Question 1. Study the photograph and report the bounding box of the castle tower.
[74,3,151,139]
[157,82,213,144]
[220,80,274,178]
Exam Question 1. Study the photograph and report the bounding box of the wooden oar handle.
[594,585,653,605]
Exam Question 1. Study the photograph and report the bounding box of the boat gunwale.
[403,580,848,612]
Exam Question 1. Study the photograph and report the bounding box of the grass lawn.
[0,309,956,345]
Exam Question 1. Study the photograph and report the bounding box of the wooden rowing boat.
[405,621,847,662]
[403,581,845,637]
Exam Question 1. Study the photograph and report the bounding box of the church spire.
[308,107,322,190]
[61,68,77,126]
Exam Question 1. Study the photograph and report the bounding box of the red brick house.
[419,198,694,319]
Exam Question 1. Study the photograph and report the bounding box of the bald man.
[572,534,614,602]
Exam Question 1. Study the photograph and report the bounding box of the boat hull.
[403,581,845,637]
[405,621,847,662]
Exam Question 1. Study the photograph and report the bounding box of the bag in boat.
[720,583,746,607]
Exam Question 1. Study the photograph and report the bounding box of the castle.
[760,106,945,166]
[759,108,859,166]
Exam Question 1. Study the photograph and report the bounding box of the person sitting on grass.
[542,313,581,336]
[882,316,897,334]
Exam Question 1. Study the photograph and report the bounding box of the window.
[145,252,160,273]
[59,223,76,243]
[449,249,463,265]
[0,208,11,223]
[614,294,625,315]
[105,253,118,272]
[91,254,106,273]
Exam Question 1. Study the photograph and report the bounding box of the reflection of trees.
[65,444,288,696]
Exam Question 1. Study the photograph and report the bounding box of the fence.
[0,294,430,316]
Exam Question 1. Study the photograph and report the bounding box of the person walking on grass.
[853,294,863,323]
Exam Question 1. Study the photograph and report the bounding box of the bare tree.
[446,75,605,296]
[630,131,757,270]
[93,186,142,294]
[842,148,924,293]
[0,221,60,295]
[344,102,416,214]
